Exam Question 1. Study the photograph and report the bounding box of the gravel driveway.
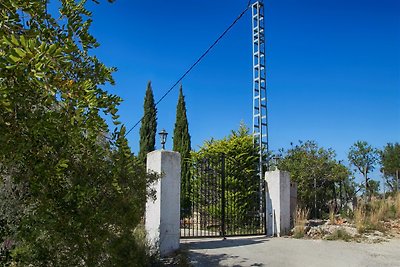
[181,236,400,267]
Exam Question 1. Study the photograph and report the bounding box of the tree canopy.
[173,85,192,216]
[139,81,157,162]
[348,141,379,200]
[191,124,262,227]
[278,141,352,217]
[380,142,400,192]
[0,1,156,265]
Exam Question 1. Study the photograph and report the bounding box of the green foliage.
[292,231,305,239]
[348,141,379,200]
[0,1,157,265]
[380,142,400,192]
[367,180,380,197]
[325,229,352,242]
[340,208,354,220]
[139,81,157,162]
[173,86,192,216]
[278,141,352,218]
[191,124,261,228]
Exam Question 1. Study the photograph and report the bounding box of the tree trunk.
[339,180,342,210]
[364,167,368,203]
[333,182,337,212]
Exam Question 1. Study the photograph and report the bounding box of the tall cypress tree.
[173,85,192,216]
[139,81,157,162]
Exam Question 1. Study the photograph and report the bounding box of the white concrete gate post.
[265,170,291,237]
[145,150,181,256]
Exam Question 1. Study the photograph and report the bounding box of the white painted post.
[265,170,291,237]
[145,150,181,257]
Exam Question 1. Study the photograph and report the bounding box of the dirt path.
[182,236,400,267]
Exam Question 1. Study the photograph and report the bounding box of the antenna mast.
[252,1,268,181]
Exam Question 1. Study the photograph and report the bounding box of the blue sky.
[85,0,399,176]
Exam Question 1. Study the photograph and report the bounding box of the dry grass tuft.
[395,193,400,219]
[370,201,388,225]
[354,205,367,233]
[293,206,309,238]
[353,195,400,234]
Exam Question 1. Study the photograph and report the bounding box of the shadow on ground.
[181,236,268,266]
[187,251,264,267]
[182,236,268,249]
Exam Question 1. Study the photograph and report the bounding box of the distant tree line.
[189,131,399,221]
[277,140,400,218]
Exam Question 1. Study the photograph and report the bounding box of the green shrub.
[340,208,354,219]
[293,229,305,239]
[325,229,352,242]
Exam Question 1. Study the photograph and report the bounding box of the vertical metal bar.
[211,159,214,236]
[197,161,201,236]
[206,160,209,236]
[209,159,211,236]
[214,158,218,236]
[213,159,216,236]
[217,157,220,236]
[205,159,208,236]
[212,159,214,236]
[229,159,232,235]
[231,159,235,235]
[252,172,256,234]
[191,164,195,237]
[216,158,219,236]
[221,154,226,238]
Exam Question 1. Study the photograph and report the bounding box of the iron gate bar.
[221,154,226,238]
[181,154,266,238]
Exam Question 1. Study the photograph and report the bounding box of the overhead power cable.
[124,2,252,137]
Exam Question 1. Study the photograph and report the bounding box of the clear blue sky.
[85,0,399,172]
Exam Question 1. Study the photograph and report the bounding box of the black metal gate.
[180,154,266,238]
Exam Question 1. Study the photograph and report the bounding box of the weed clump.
[325,229,352,242]
[354,205,367,233]
[293,207,309,238]
[395,193,400,219]
[353,194,400,234]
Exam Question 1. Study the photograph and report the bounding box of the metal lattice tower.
[252,1,268,180]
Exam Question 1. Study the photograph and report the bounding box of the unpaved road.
[182,236,400,267]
